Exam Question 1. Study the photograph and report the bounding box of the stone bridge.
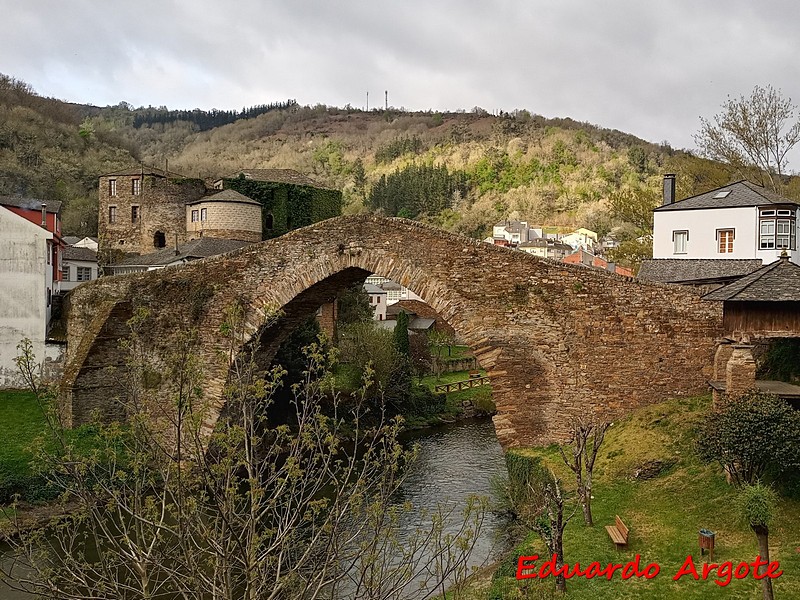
[62,216,723,448]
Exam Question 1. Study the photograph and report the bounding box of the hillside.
[0,73,757,257]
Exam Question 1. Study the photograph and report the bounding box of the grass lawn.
[0,389,50,502]
[467,395,800,599]
[420,370,495,414]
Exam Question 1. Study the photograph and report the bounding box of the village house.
[563,248,634,277]
[61,246,99,291]
[641,175,799,285]
[363,275,422,305]
[518,238,574,260]
[364,283,388,321]
[0,205,61,387]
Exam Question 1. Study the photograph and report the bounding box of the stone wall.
[64,216,724,449]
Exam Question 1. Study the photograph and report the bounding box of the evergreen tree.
[393,311,410,356]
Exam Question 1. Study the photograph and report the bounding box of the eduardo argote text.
[517,554,782,586]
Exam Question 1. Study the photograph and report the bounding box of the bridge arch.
[62,216,723,448]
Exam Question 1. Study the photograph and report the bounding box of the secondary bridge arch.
[62,216,723,448]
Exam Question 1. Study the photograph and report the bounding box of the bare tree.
[2,304,486,599]
[559,418,610,526]
[694,85,800,191]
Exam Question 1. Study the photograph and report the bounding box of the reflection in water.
[0,418,507,599]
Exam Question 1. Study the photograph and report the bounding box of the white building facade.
[653,179,800,265]
[0,207,58,387]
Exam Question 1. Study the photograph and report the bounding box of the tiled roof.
[703,257,800,301]
[227,169,324,188]
[62,246,97,262]
[187,189,260,206]
[638,259,763,284]
[115,238,251,267]
[0,196,62,213]
[654,180,799,212]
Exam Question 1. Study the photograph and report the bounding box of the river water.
[1,417,507,599]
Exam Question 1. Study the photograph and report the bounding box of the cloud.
[4,0,800,163]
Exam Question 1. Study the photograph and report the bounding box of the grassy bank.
[0,390,51,502]
[469,395,800,599]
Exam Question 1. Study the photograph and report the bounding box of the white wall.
[61,259,99,292]
[0,207,52,388]
[653,206,800,263]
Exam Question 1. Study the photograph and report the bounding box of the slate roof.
[114,238,251,267]
[654,180,799,212]
[226,169,324,188]
[187,189,260,206]
[62,246,97,262]
[638,259,763,284]
[0,196,62,213]
[703,257,800,301]
[363,283,387,295]
[63,236,81,245]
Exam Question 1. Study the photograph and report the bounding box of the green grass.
[0,390,51,502]
[468,395,800,599]
[420,370,495,413]
[432,345,472,360]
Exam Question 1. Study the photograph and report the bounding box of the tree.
[500,454,575,594]
[559,418,610,526]
[697,390,800,486]
[393,311,410,357]
[737,483,778,600]
[695,85,800,191]
[2,308,486,599]
[337,282,373,326]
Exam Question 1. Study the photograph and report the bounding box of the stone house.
[185,189,262,243]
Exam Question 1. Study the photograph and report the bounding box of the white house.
[560,228,598,251]
[653,177,799,264]
[363,283,388,321]
[518,238,573,260]
[61,246,99,291]
[363,275,422,305]
[0,206,59,387]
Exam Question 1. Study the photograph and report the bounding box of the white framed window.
[760,207,796,250]
[717,229,734,253]
[132,178,141,195]
[109,179,117,196]
[200,208,208,222]
[672,230,688,254]
[191,210,199,222]
[62,264,70,281]
[76,267,92,282]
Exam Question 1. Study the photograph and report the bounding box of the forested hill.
[0,72,758,265]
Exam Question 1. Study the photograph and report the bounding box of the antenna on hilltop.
[385,90,388,110]
[366,91,369,112]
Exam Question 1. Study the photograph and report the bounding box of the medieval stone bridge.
[62,216,723,448]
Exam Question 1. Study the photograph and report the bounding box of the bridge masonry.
[62,216,724,449]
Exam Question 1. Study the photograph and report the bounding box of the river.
[1,417,507,599]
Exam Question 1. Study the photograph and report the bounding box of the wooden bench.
[605,515,629,550]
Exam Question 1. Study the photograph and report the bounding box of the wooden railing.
[434,376,491,394]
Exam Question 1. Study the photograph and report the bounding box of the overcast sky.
[4,0,800,162]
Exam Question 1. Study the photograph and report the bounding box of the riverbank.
[458,394,800,599]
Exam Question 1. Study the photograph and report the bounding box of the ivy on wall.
[223,178,342,239]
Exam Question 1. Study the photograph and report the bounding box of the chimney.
[662,174,676,205]
[40,203,47,228]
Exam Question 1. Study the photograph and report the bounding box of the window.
[673,230,688,254]
[132,178,141,195]
[62,264,70,281]
[131,206,140,223]
[109,179,117,196]
[376,296,381,304]
[191,210,199,222]
[109,206,117,223]
[717,229,734,253]
[760,208,796,250]
[76,267,92,282]
[200,208,207,222]
[265,213,274,229]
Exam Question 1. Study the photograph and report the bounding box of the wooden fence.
[434,376,491,394]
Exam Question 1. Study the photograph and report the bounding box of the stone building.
[98,167,205,257]
[185,189,262,243]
